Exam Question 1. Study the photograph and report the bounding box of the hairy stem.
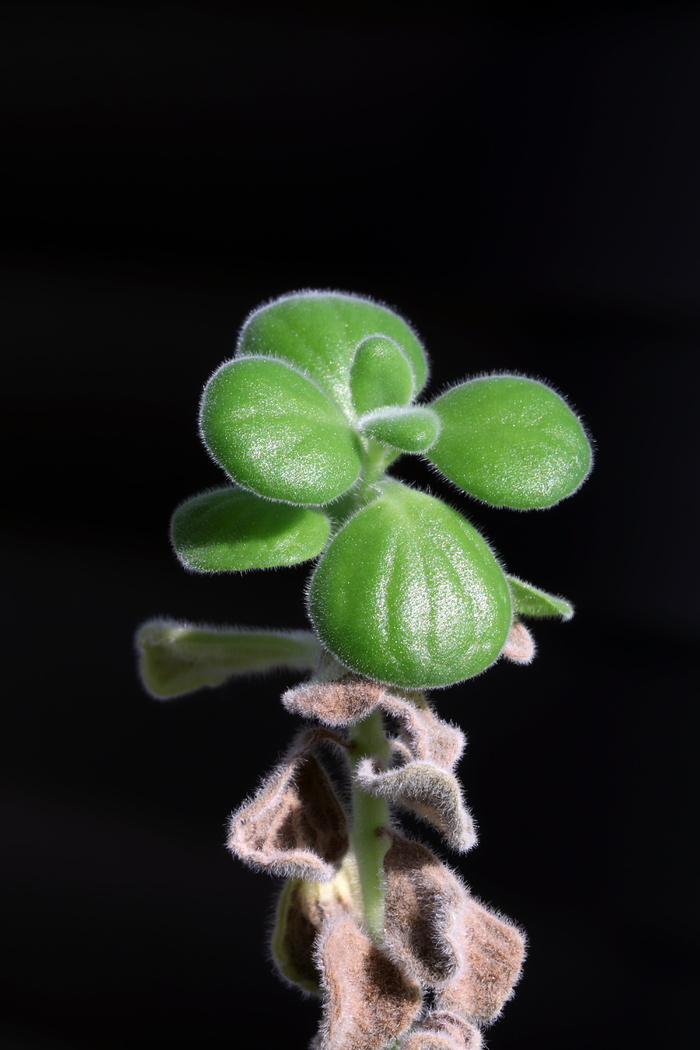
[348,708,392,940]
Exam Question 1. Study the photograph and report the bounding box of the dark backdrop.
[3,3,698,1048]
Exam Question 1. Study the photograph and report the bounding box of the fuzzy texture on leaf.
[507,575,574,620]
[437,899,526,1024]
[200,355,363,505]
[350,334,416,414]
[315,915,423,1050]
[237,290,428,417]
[501,621,536,664]
[282,674,389,726]
[308,482,512,688]
[136,620,320,699]
[428,374,592,509]
[383,834,466,985]
[170,485,330,572]
[282,677,465,770]
[357,759,477,852]
[381,693,465,771]
[358,405,441,453]
[227,729,349,881]
[401,1010,483,1050]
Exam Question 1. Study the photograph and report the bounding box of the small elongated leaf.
[136,620,320,698]
[308,482,512,688]
[237,291,428,414]
[170,486,330,572]
[507,575,574,620]
[350,335,415,415]
[200,356,362,505]
[428,375,592,509]
[359,405,441,453]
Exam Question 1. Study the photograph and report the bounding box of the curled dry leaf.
[315,915,422,1050]
[381,693,465,770]
[437,899,526,1024]
[228,729,348,880]
[401,1009,482,1050]
[283,678,465,772]
[501,621,536,664]
[282,675,387,726]
[383,834,466,986]
[357,759,477,853]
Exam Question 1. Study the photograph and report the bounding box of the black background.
[3,2,699,1047]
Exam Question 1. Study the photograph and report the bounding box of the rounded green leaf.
[200,356,362,505]
[308,482,512,688]
[237,291,428,414]
[427,375,592,509]
[359,405,441,454]
[170,487,331,572]
[507,575,574,620]
[350,335,416,415]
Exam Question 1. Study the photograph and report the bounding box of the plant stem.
[347,707,392,940]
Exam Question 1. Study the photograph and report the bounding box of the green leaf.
[507,576,574,620]
[136,620,320,699]
[359,405,441,454]
[350,335,415,415]
[427,375,592,509]
[308,482,511,688]
[170,486,330,572]
[237,291,428,414]
[200,356,363,505]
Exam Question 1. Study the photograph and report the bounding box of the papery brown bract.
[315,915,422,1050]
[381,693,465,770]
[501,621,536,664]
[382,834,465,986]
[282,675,387,726]
[356,759,477,852]
[401,1010,483,1049]
[228,728,349,880]
[437,899,526,1023]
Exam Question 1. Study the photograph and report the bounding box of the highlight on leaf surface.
[308,481,512,688]
[428,374,592,509]
[359,405,441,453]
[200,356,362,505]
[507,575,574,620]
[135,620,320,699]
[170,486,330,572]
[237,290,428,415]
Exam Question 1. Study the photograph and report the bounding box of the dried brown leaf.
[437,899,526,1024]
[401,1009,482,1049]
[501,621,536,664]
[228,729,348,880]
[383,834,466,985]
[316,915,422,1050]
[357,759,477,852]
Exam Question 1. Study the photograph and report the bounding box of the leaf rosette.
[164,290,592,690]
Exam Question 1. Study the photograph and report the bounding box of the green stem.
[348,708,392,941]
